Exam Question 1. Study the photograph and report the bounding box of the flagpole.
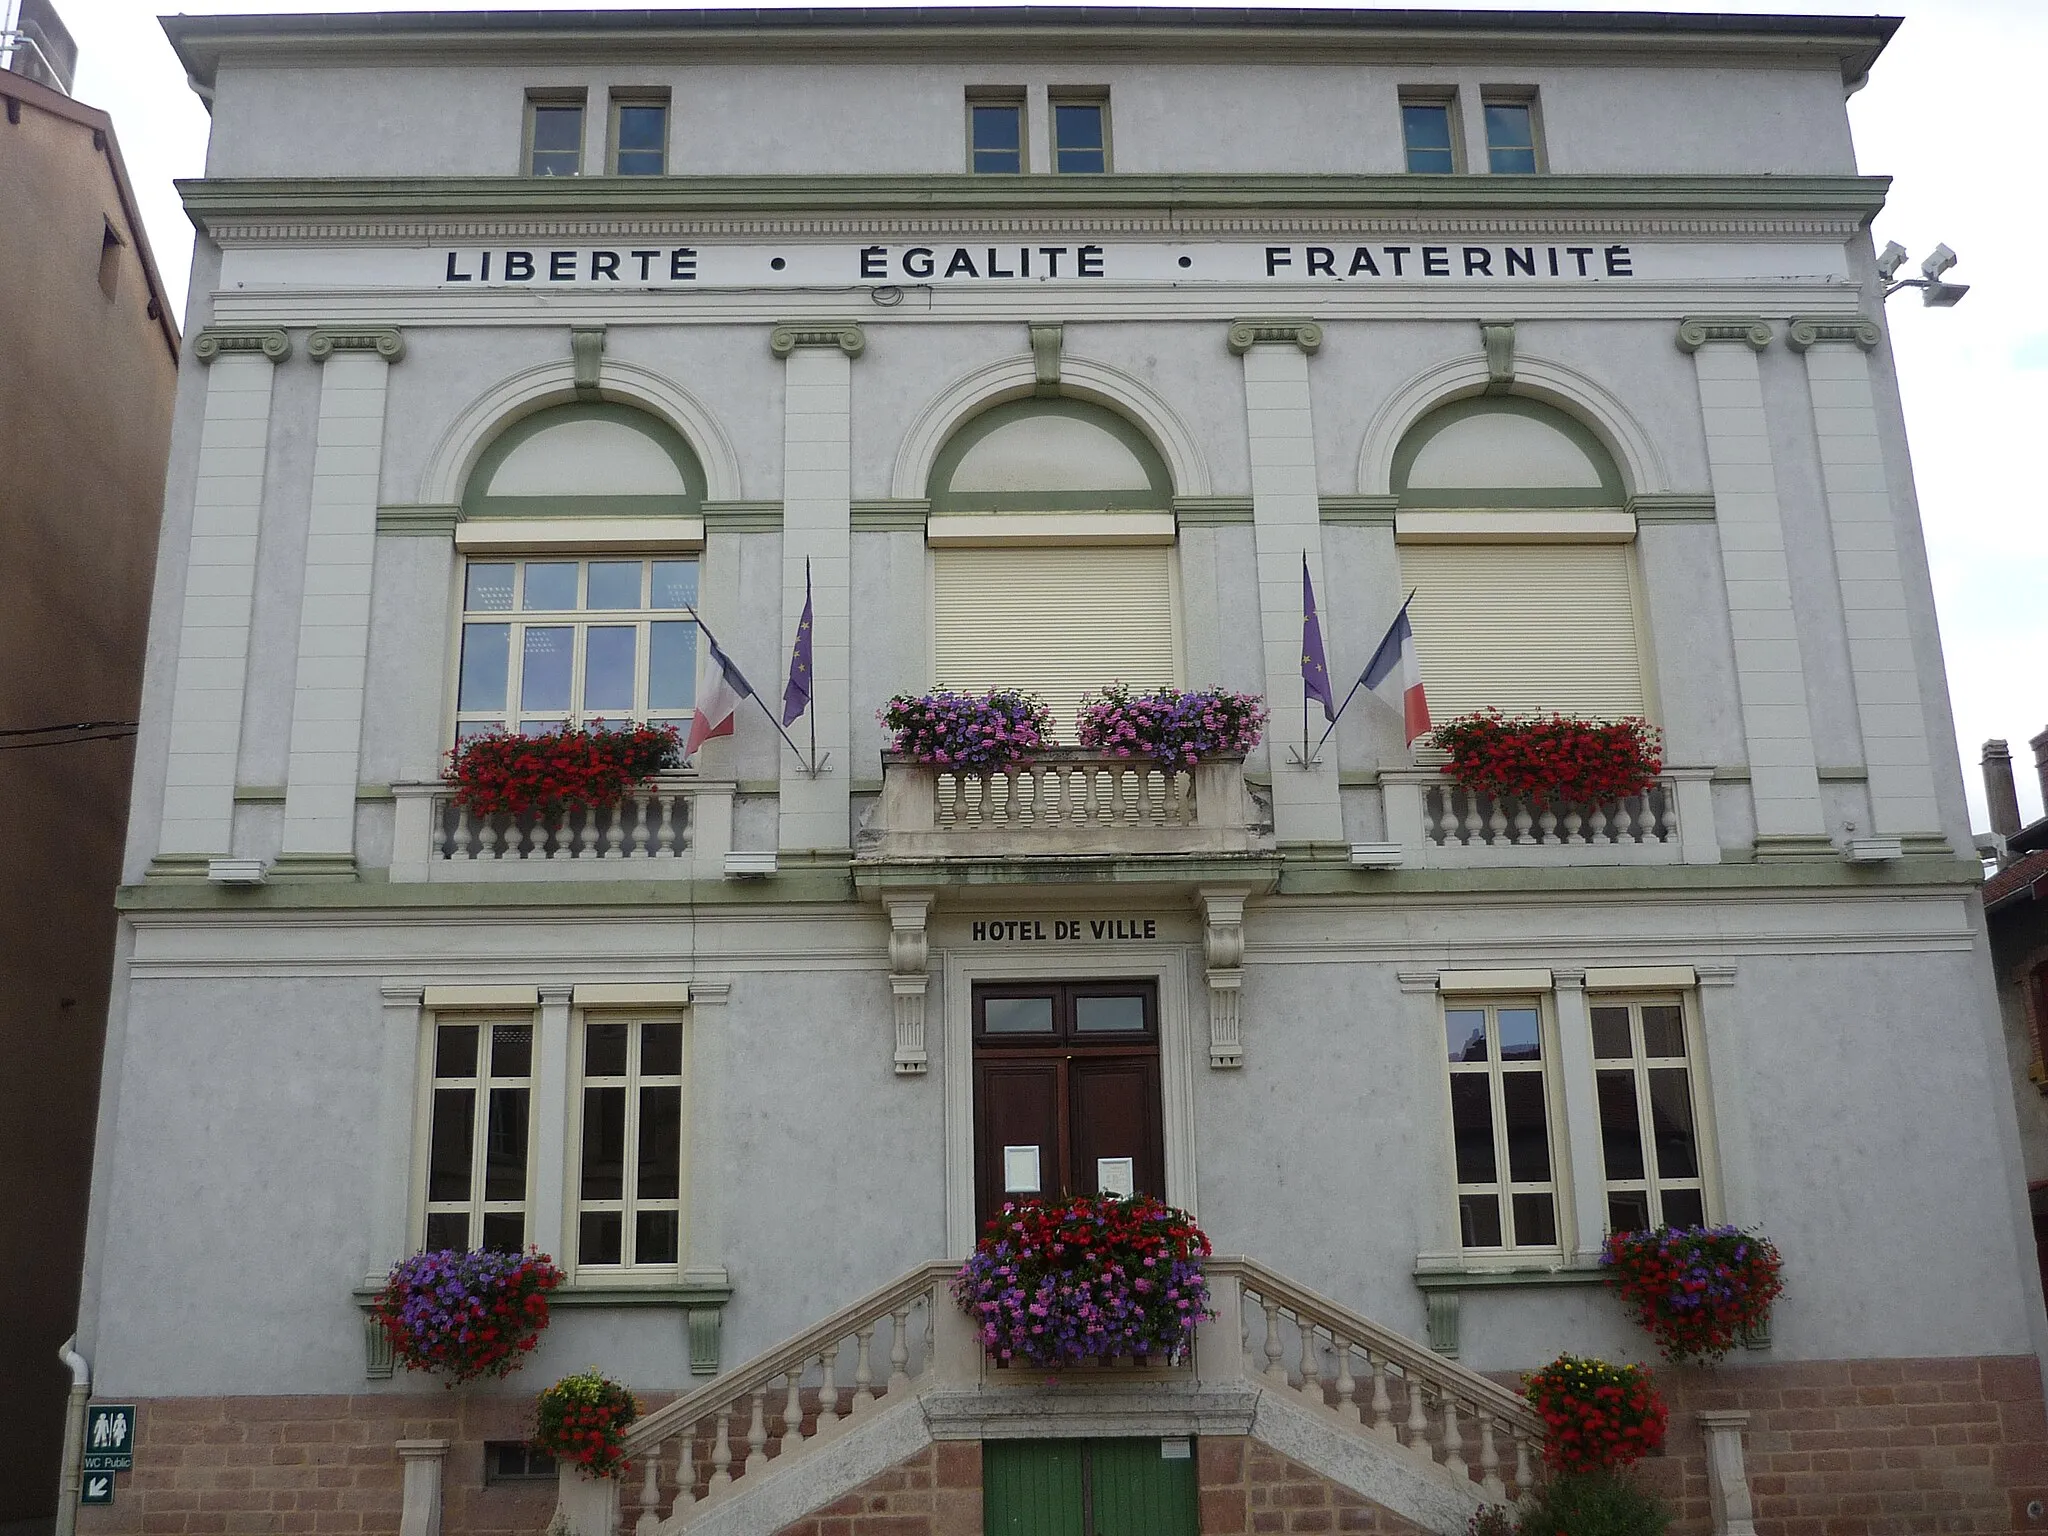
[683,603,813,766]
[1312,589,1420,756]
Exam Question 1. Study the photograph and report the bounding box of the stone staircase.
[552,1257,1542,1536]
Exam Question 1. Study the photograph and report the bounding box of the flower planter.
[1430,711,1663,806]
[1075,684,1268,768]
[442,722,681,819]
[370,1248,564,1384]
[1600,1224,1784,1364]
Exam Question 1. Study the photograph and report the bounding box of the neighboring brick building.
[0,4,180,1529]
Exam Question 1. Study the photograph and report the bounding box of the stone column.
[1697,1410,1759,1535]
[1229,318,1342,847]
[1788,316,1943,845]
[396,1440,449,1536]
[1549,970,1609,1265]
[154,328,290,872]
[1676,317,1829,858]
[771,321,862,856]
[278,328,404,876]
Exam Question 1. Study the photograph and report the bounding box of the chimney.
[2034,728,2048,823]
[1984,740,2021,842]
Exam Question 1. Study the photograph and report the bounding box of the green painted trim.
[701,500,783,532]
[468,494,699,520]
[851,499,932,531]
[1338,770,1379,787]
[927,398,1171,513]
[1752,833,1841,862]
[1628,493,1716,523]
[180,174,1895,227]
[462,401,706,521]
[1319,495,1399,525]
[1272,852,1982,896]
[377,504,461,536]
[1171,496,1254,526]
[1394,396,1623,508]
[144,854,212,881]
[120,868,862,911]
[1413,1265,1606,1291]
[234,785,398,803]
[853,854,1285,894]
[1816,766,1869,783]
[268,852,359,882]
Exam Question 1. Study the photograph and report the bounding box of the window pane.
[520,627,573,711]
[424,1212,468,1251]
[1448,1076,1495,1183]
[531,105,582,176]
[1590,1006,1633,1060]
[1642,1005,1686,1059]
[519,718,565,736]
[456,720,506,743]
[984,997,1054,1034]
[616,104,666,175]
[635,1210,680,1266]
[1511,1193,1557,1247]
[587,1021,630,1076]
[458,625,511,712]
[523,562,579,611]
[1597,1070,1645,1180]
[1608,1191,1653,1235]
[652,560,698,610]
[480,1212,525,1252]
[648,622,696,712]
[1660,1188,1706,1230]
[1074,995,1146,1033]
[580,1211,622,1265]
[1459,1194,1502,1247]
[1501,1072,1551,1182]
[466,563,515,612]
[427,1088,474,1202]
[491,1023,532,1078]
[1648,1068,1700,1178]
[581,1085,627,1200]
[1497,1007,1541,1062]
[1054,103,1106,173]
[587,561,642,610]
[435,1023,479,1078]
[972,104,1022,174]
[1445,1009,1488,1063]
[1402,103,1454,173]
[1485,102,1534,167]
[583,626,637,713]
[637,1086,681,1200]
[642,1021,683,1076]
[483,1087,529,1200]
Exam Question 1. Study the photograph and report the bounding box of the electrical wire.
[0,729,137,749]
[0,719,137,737]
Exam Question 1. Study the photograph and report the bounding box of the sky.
[47,0,2048,835]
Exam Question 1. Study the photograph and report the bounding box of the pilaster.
[531,984,576,1264]
[1675,317,1829,855]
[368,983,426,1289]
[1549,969,1608,1266]
[396,1440,449,1536]
[279,327,404,874]
[1230,319,1342,845]
[155,328,289,865]
[774,322,862,854]
[1787,316,1943,841]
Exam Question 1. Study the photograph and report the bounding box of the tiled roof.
[1986,849,2048,911]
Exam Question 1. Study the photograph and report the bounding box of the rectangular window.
[1445,999,1562,1252]
[485,1443,558,1484]
[610,93,668,175]
[422,1017,535,1252]
[455,556,699,743]
[577,1016,686,1271]
[1399,93,1458,174]
[969,93,1025,174]
[1050,94,1109,174]
[527,94,585,176]
[1483,94,1541,174]
[1590,997,1708,1233]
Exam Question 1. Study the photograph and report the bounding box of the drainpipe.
[54,1336,88,1536]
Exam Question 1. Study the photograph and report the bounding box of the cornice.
[179,173,1891,241]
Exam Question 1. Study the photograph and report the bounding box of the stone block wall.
[1197,1437,1428,1535]
[773,1441,981,1536]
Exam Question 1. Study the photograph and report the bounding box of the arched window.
[926,401,1179,733]
[1392,398,1648,721]
[453,405,707,742]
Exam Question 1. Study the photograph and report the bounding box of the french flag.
[683,638,754,762]
[1360,598,1431,744]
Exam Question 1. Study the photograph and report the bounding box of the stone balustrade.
[388,777,734,882]
[1379,767,1719,868]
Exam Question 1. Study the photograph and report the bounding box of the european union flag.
[781,559,814,727]
[1301,556,1336,723]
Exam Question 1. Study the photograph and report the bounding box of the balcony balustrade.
[1378,766,1718,868]
[388,777,733,882]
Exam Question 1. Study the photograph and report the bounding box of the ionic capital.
[1675,315,1774,354]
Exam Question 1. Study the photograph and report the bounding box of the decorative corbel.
[1479,321,1515,394]
[1199,887,1251,1068]
[886,894,934,1075]
[1675,316,1774,354]
[1226,318,1323,356]
[770,321,866,359]
[570,325,606,399]
[1028,322,1063,396]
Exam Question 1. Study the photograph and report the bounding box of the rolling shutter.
[932,546,1178,734]
[1397,542,1647,720]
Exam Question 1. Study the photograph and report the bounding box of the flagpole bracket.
[795,749,833,780]
[1283,746,1325,770]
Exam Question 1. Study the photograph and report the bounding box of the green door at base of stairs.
[983,1438,1199,1536]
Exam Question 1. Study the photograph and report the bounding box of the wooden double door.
[972,980,1165,1225]
[983,1439,1198,1536]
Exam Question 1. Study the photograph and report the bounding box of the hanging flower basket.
[1430,711,1663,805]
[1074,684,1268,767]
[1600,1225,1785,1364]
[533,1369,639,1478]
[443,723,681,818]
[1523,1354,1669,1474]
[952,1193,1213,1368]
[881,690,1057,771]
[372,1248,565,1384]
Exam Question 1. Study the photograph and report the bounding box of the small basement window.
[484,1442,557,1484]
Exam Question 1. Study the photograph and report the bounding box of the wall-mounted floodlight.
[1881,240,1970,307]
[1876,241,1909,281]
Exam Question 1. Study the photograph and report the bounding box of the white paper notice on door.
[1096,1156,1135,1199]
[1003,1144,1042,1193]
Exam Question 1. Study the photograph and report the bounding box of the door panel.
[983,1441,1086,1536]
[1070,1059,1163,1201]
[976,1060,1065,1224]
[1089,1440,1199,1536]
[981,1441,1197,1536]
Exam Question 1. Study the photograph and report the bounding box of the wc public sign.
[83,1404,136,1472]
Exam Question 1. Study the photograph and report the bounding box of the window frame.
[607,89,670,176]
[1440,994,1572,1261]
[568,1010,690,1283]
[1480,88,1545,175]
[412,1010,540,1254]
[1397,88,1462,175]
[524,90,588,177]
[1587,991,1719,1236]
[966,88,1028,175]
[1048,89,1111,174]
